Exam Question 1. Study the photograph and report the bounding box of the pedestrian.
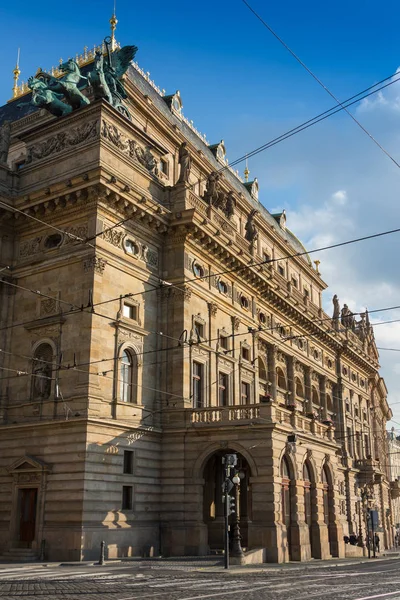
[375,533,380,553]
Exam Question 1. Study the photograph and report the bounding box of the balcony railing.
[187,403,334,440]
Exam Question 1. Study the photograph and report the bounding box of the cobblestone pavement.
[1,557,400,599]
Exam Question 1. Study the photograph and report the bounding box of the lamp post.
[360,485,373,558]
[357,496,365,549]
[230,472,245,558]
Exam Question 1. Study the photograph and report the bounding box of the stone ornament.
[177,142,191,184]
[83,256,107,275]
[245,210,258,243]
[26,120,99,164]
[101,120,160,177]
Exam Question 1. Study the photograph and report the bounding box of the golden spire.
[110,1,118,51]
[12,48,21,99]
[244,155,250,182]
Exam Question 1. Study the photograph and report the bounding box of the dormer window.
[209,140,227,165]
[163,90,183,118]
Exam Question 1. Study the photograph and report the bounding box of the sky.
[1,1,400,426]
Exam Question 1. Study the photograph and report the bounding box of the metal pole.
[231,480,244,557]
[371,512,376,558]
[98,540,105,565]
[224,483,229,570]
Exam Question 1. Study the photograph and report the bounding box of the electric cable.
[240,0,400,169]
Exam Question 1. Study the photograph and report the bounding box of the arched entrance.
[281,455,293,560]
[203,450,251,552]
[322,464,336,556]
[303,461,317,557]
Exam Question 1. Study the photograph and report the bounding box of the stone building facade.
[0,35,393,562]
[387,431,400,530]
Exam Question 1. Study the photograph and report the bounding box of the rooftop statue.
[18,76,72,118]
[88,37,138,119]
[37,59,89,110]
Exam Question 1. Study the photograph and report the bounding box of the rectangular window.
[263,252,271,264]
[347,426,353,457]
[241,346,250,361]
[278,265,285,277]
[241,381,250,405]
[304,287,309,298]
[123,303,137,320]
[192,362,204,408]
[194,321,205,340]
[218,372,229,406]
[364,434,369,457]
[123,450,134,474]
[219,335,229,351]
[291,276,298,288]
[122,485,133,510]
[159,158,169,175]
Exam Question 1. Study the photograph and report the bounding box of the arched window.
[31,343,53,400]
[276,367,287,390]
[327,394,333,412]
[322,466,330,525]
[295,378,304,398]
[312,387,319,407]
[258,357,267,382]
[303,462,312,528]
[120,349,137,403]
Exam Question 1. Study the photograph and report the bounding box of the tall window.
[31,343,53,400]
[193,362,204,408]
[123,450,134,474]
[303,462,312,528]
[258,357,267,381]
[120,350,137,403]
[281,456,292,553]
[122,485,133,510]
[241,381,250,405]
[218,372,229,406]
[322,466,329,525]
[347,426,353,457]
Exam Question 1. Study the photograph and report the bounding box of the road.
[1,557,400,599]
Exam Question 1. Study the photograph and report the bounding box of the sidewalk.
[0,553,399,574]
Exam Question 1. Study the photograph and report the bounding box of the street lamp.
[230,471,245,558]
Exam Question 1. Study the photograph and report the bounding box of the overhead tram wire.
[0,200,96,249]
[240,0,400,170]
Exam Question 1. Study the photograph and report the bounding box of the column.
[305,367,312,414]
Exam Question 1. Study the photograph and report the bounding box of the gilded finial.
[110,1,118,51]
[314,259,320,274]
[12,48,21,99]
[244,155,250,182]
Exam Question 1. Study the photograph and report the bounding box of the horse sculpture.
[18,76,72,118]
[37,59,89,110]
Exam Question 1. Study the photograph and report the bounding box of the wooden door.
[19,488,37,543]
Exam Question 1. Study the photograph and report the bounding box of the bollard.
[98,540,105,565]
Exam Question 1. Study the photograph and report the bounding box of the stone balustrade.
[187,403,334,440]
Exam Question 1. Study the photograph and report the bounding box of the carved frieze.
[16,472,41,483]
[208,302,218,317]
[101,120,160,177]
[26,119,99,164]
[63,225,88,245]
[83,256,107,275]
[19,236,42,258]
[102,228,124,247]
[232,316,240,331]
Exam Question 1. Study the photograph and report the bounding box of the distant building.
[0,19,393,562]
[387,430,400,529]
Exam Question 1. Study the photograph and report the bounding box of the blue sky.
[1,1,400,425]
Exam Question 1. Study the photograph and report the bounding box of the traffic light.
[228,494,235,515]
